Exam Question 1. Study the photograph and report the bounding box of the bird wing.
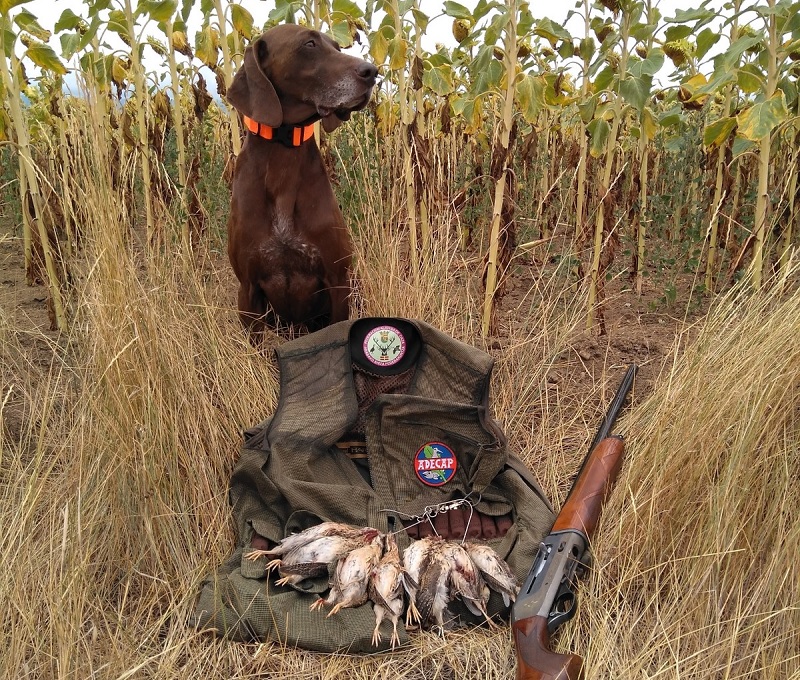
[416,558,448,627]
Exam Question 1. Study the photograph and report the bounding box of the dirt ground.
[0,214,708,445]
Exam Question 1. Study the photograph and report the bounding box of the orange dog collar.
[243,115,316,147]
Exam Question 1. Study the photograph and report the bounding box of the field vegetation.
[1,0,798,677]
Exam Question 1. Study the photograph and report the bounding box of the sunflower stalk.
[0,13,66,330]
[481,0,517,337]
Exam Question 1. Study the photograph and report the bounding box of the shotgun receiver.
[511,364,638,680]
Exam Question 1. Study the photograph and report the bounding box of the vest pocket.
[366,395,509,520]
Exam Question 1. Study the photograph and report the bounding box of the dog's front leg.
[327,280,351,323]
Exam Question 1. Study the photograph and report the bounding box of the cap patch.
[363,324,406,367]
[415,442,457,487]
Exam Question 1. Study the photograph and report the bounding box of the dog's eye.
[305,39,316,48]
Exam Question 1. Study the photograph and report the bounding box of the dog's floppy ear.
[226,36,282,127]
[321,110,351,133]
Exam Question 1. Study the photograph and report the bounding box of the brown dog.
[225,24,377,333]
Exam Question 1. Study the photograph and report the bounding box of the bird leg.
[309,597,327,612]
[405,600,421,627]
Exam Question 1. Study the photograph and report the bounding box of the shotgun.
[511,364,638,680]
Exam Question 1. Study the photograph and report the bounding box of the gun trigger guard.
[547,581,578,634]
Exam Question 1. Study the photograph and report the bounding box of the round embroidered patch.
[415,442,458,487]
[363,325,406,367]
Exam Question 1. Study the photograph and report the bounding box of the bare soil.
[0,214,709,446]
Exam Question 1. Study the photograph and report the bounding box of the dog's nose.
[357,62,378,84]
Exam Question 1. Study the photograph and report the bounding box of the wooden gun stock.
[512,615,583,680]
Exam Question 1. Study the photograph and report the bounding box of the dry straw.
[1,107,798,679]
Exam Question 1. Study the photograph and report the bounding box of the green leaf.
[659,113,682,128]
[587,118,610,158]
[60,31,81,60]
[180,0,192,23]
[620,74,652,111]
[665,24,692,42]
[333,0,363,18]
[579,36,595,62]
[107,9,128,37]
[411,7,428,32]
[55,8,83,32]
[630,21,657,43]
[629,48,664,77]
[713,35,762,71]
[515,72,545,123]
[2,28,14,58]
[666,7,715,23]
[230,4,253,37]
[88,0,113,17]
[594,64,615,93]
[484,9,508,47]
[15,9,50,41]
[443,1,473,20]
[470,43,493,75]
[731,136,755,157]
[736,91,789,141]
[777,76,797,111]
[422,63,454,96]
[695,27,720,60]
[557,39,575,59]
[330,21,351,48]
[25,43,67,74]
[578,94,597,124]
[703,116,736,148]
[736,64,765,94]
[472,58,501,94]
[138,0,177,23]
[518,2,533,35]
[472,0,497,22]
[0,0,29,14]
[533,17,573,48]
[664,134,685,153]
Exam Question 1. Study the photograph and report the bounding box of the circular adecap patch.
[415,442,458,487]
[363,324,406,367]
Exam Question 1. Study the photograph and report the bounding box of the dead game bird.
[464,541,520,607]
[412,537,452,632]
[270,533,375,586]
[368,533,417,648]
[245,521,367,560]
[311,529,384,616]
[441,541,497,629]
[401,535,445,627]
[246,524,379,587]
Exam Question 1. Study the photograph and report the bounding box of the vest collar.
[243,114,316,147]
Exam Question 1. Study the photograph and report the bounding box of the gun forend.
[512,615,583,680]
[552,435,625,538]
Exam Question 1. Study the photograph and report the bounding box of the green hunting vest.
[194,318,555,652]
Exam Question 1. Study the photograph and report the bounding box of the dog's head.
[227,24,378,133]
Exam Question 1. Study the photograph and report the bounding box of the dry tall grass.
[1,110,798,679]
